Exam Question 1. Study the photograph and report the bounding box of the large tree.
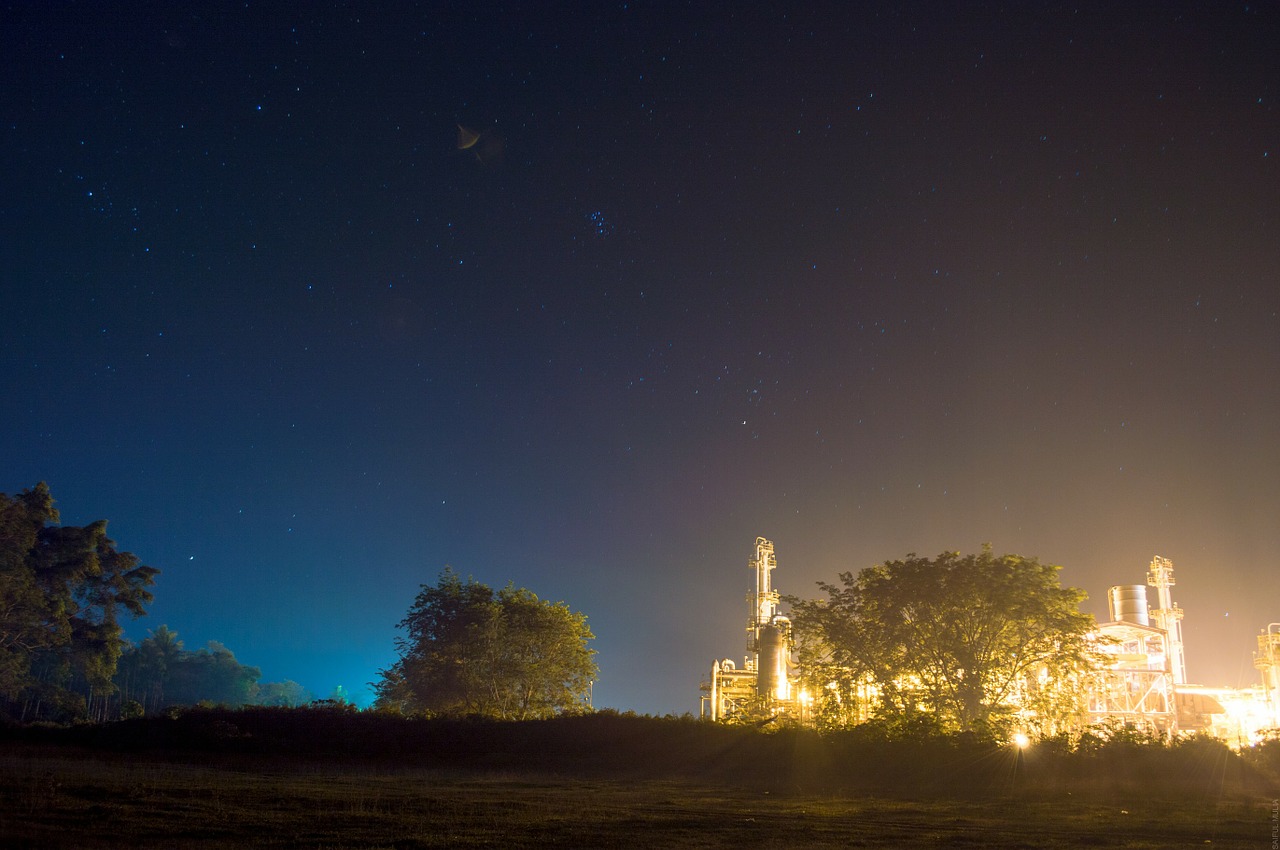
[788,548,1096,737]
[164,640,262,708]
[373,569,596,720]
[0,483,158,721]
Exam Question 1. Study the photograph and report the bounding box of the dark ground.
[1,709,1276,848]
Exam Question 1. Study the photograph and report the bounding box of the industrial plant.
[703,538,796,723]
[701,537,1280,745]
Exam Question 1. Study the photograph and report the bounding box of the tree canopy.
[373,569,597,720]
[1,482,159,721]
[113,626,283,712]
[788,548,1097,737]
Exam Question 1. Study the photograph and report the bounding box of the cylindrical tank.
[771,617,791,701]
[757,625,782,700]
[1109,585,1149,625]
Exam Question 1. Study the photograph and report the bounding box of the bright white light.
[1012,732,1031,749]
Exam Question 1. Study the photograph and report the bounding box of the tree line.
[2,482,597,724]
[114,625,313,717]
[6,480,1111,739]
[1,484,310,722]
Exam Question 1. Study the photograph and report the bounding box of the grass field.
[0,746,1269,849]
[1,709,1276,848]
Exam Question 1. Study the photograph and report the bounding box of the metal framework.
[1147,556,1187,685]
[1088,620,1176,733]
[1255,623,1280,731]
[704,658,758,721]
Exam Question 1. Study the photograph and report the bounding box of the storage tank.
[1109,584,1150,625]
[757,624,782,699]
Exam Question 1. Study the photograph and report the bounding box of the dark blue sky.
[3,2,1278,713]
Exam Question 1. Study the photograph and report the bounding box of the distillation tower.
[702,537,797,721]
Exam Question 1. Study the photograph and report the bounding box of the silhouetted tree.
[114,625,183,713]
[0,483,158,721]
[788,547,1096,738]
[374,568,596,720]
[255,680,313,707]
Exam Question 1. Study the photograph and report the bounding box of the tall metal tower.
[748,537,790,704]
[1147,556,1187,685]
[750,536,779,638]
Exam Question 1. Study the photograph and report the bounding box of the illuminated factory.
[1083,556,1278,743]
[701,538,803,722]
[701,538,1280,743]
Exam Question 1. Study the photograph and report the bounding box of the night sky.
[3,2,1277,714]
